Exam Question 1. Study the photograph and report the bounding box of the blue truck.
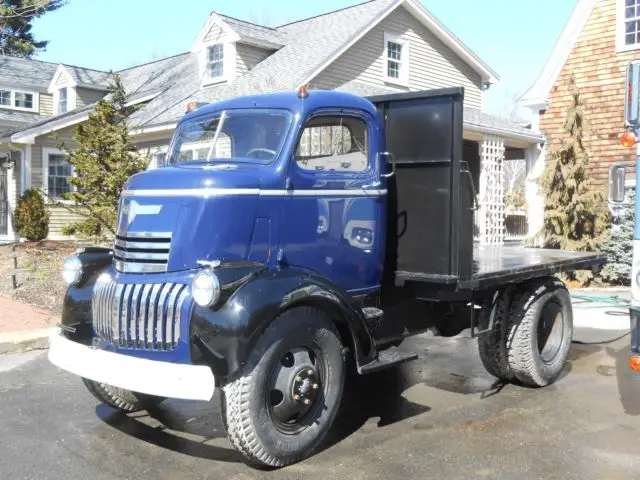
[48,87,606,467]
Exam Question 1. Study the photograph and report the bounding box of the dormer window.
[0,88,38,111]
[58,87,68,114]
[207,44,224,79]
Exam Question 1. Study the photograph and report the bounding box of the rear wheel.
[82,378,164,413]
[222,307,345,468]
[507,277,573,387]
[477,288,515,381]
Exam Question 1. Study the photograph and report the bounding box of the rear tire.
[222,307,345,468]
[477,288,515,381]
[82,378,164,413]
[507,277,573,387]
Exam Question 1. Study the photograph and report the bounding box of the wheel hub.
[267,347,323,434]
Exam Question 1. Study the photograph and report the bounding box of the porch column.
[478,135,506,245]
[525,143,545,245]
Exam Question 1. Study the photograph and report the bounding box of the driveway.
[1,324,640,480]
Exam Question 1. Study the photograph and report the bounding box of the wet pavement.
[2,328,640,480]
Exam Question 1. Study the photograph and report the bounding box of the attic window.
[207,44,224,79]
[383,33,408,86]
[58,87,68,114]
[618,0,640,51]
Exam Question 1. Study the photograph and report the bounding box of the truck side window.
[295,115,368,172]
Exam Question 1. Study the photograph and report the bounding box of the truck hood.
[117,163,261,272]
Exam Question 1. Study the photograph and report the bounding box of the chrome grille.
[113,231,172,274]
[92,273,190,350]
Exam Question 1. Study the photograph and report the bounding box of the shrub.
[14,189,49,241]
[600,188,635,285]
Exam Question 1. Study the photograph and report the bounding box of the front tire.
[82,378,164,413]
[507,277,573,387]
[222,307,345,468]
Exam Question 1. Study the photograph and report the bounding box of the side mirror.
[379,151,396,179]
[609,164,627,204]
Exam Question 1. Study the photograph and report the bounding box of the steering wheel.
[246,148,276,159]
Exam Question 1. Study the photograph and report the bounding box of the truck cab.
[49,87,606,468]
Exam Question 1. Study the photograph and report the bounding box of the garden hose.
[570,292,631,345]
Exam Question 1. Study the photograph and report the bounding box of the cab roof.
[181,90,379,123]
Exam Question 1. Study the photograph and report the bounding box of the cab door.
[279,110,386,294]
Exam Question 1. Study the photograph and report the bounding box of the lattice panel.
[478,136,506,245]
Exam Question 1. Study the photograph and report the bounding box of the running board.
[358,347,418,375]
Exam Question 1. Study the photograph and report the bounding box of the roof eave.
[464,122,544,144]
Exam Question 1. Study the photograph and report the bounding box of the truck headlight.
[62,256,83,286]
[191,269,220,308]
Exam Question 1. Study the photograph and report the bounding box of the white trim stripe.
[122,188,387,197]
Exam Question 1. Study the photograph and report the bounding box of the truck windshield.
[169,109,292,164]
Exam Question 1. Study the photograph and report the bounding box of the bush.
[14,189,49,241]
[599,188,635,285]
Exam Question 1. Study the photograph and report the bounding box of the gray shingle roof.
[61,64,111,89]
[0,56,58,90]
[217,14,286,47]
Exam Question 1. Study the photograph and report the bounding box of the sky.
[31,0,579,119]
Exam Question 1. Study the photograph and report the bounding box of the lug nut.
[293,394,301,400]
[307,369,314,375]
[312,383,319,390]
[295,376,302,382]
[304,399,311,405]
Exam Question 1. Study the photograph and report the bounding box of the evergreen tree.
[59,74,148,238]
[600,188,635,285]
[539,74,608,251]
[0,0,64,57]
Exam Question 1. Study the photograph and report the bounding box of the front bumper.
[48,330,215,401]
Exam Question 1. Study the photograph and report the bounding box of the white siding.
[54,70,72,88]
[236,44,272,76]
[311,5,483,110]
[40,94,54,116]
[204,24,227,44]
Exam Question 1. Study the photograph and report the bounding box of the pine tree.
[539,75,608,251]
[59,74,147,238]
[0,0,64,57]
[600,188,635,285]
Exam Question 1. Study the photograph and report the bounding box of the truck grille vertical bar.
[91,274,186,351]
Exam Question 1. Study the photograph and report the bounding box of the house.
[0,0,543,243]
[520,0,640,223]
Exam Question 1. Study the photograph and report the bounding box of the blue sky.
[32,0,578,118]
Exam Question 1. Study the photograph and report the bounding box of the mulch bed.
[0,241,79,314]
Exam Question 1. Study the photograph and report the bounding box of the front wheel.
[82,378,165,412]
[222,307,345,468]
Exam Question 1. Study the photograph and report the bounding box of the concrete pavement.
[2,327,640,480]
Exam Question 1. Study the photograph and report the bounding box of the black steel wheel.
[222,307,345,468]
[507,277,573,387]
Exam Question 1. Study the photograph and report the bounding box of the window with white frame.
[207,44,224,79]
[46,152,73,200]
[0,88,37,111]
[383,34,408,86]
[618,0,640,50]
[58,87,68,114]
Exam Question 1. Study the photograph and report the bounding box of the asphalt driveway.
[1,326,639,480]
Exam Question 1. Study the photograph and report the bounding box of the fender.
[190,267,376,381]
[61,248,113,345]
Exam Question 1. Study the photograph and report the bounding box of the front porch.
[462,109,544,246]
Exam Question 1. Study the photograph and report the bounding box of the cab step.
[358,346,418,375]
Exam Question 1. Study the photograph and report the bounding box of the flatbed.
[396,247,606,290]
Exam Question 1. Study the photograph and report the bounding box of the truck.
[48,86,607,468]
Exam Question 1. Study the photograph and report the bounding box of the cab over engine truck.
[49,87,607,467]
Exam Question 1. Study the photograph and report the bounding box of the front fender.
[61,248,113,344]
[191,267,376,381]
